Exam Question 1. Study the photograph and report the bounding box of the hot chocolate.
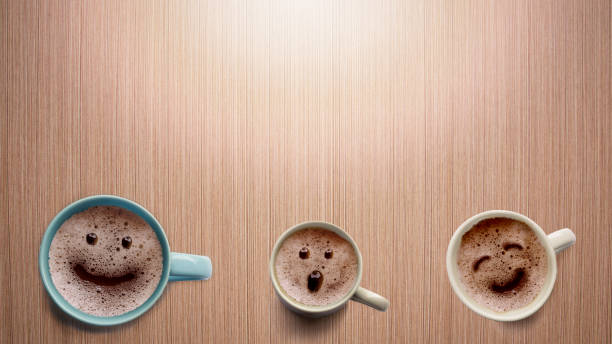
[457,218,548,312]
[274,228,359,306]
[48,206,163,317]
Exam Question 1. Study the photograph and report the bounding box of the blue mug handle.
[169,252,213,281]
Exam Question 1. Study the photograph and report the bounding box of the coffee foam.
[274,228,359,306]
[457,218,548,312]
[48,206,163,317]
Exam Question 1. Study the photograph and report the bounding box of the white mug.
[269,221,389,317]
[446,210,576,321]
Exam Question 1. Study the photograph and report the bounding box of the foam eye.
[122,236,132,249]
[473,255,490,271]
[324,249,333,259]
[86,233,98,245]
[299,247,310,259]
[503,242,523,251]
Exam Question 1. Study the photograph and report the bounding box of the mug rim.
[39,195,171,326]
[269,221,363,315]
[446,210,558,321]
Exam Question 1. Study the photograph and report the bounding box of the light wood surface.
[1,0,611,343]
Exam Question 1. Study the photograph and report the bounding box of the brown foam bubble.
[48,206,163,317]
[457,217,548,312]
[274,228,358,306]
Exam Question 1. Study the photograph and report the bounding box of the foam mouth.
[490,268,526,293]
[73,264,136,286]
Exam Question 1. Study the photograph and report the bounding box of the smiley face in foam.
[48,206,163,317]
[457,218,548,312]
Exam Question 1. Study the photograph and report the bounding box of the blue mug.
[39,195,212,326]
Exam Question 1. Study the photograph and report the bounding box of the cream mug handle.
[547,228,576,254]
[351,287,389,311]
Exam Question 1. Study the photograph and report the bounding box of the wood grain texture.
[1,0,611,343]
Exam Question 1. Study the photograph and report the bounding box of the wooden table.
[1,0,610,343]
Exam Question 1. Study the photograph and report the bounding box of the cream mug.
[446,210,575,321]
[270,221,389,317]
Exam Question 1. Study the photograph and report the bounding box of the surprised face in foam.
[48,206,163,316]
[274,228,359,306]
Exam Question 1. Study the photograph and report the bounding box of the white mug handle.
[351,287,389,311]
[547,228,576,254]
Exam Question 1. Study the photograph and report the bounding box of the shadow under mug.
[270,221,389,317]
[446,210,575,321]
[39,195,213,326]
